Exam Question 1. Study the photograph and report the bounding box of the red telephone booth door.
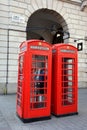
[52,44,78,116]
[28,53,51,118]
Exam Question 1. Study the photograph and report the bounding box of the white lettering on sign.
[60,49,76,53]
[12,14,25,23]
[30,46,49,51]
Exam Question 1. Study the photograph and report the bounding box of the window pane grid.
[62,58,75,106]
[30,55,48,109]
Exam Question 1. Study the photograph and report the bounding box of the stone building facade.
[0,0,87,94]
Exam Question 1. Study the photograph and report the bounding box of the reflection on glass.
[19,56,24,74]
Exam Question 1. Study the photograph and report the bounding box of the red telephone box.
[16,40,52,122]
[51,44,78,116]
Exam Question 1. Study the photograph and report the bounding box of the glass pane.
[32,55,48,61]
[68,76,72,80]
[67,70,72,75]
[19,56,24,74]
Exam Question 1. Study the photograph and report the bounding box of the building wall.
[0,0,87,94]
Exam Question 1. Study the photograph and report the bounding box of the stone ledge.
[60,0,81,6]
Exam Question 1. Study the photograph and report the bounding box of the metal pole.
[5,29,9,95]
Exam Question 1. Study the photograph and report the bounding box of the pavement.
[0,88,87,130]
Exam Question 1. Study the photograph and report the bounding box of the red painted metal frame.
[16,40,52,122]
[51,44,78,116]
